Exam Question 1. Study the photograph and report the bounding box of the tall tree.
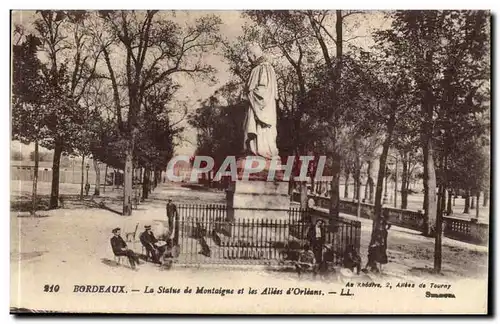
[33,10,103,208]
[136,80,183,199]
[98,10,222,215]
[12,31,46,215]
[304,10,366,218]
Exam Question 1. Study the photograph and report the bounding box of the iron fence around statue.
[175,204,361,266]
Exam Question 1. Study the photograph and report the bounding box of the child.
[295,244,316,277]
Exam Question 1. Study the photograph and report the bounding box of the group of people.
[109,199,178,270]
[295,217,391,277]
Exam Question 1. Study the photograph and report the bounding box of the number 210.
[43,284,60,292]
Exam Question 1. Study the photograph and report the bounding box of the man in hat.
[307,219,326,265]
[110,228,141,270]
[140,225,166,264]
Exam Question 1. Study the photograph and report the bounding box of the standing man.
[307,219,326,265]
[242,43,280,160]
[110,228,141,270]
[166,199,177,237]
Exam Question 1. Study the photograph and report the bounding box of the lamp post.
[85,163,90,197]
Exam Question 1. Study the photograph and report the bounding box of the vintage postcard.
[10,9,490,314]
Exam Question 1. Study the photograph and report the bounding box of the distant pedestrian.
[166,199,178,236]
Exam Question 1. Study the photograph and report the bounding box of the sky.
[167,11,248,156]
[11,10,249,157]
[10,10,391,158]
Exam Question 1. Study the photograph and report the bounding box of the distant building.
[170,159,193,182]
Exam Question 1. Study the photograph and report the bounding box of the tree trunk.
[434,154,447,273]
[352,170,357,201]
[49,141,63,209]
[422,178,427,212]
[470,194,475,210]
[31,140,39,216]
[446,189,452,215]
[344,170,349,199]
[483,189,488,207]
[329,155,341,218]
[383,167,389,205]
[422,132,437,236]
[401,152,408,209]
[299,181,308,209]
[142,166,150,200]
[327,10,343,219]
[355,167,361,201]
[310,172,315,196]
[363,161,370,202]
[463,191,470,214]
[103,164,108,193]
[393,158,398,208]
[93,158,100,196]
[368,176,374,204]
[434,183,444,273]
[154,170,159,189]
[149,170,153,193]
[475,191,480,219]
[373,111,396,225]
[123,148,133,216]
[420,46,438,237]
[355,159,361,218]
[80,155,85,200]
[368,111,395,255]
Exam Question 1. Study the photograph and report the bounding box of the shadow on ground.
[408,266,447,278]
[101,257,128,268]
[181,184,211,191]
[11,251,48,261]
[11,194,105,212]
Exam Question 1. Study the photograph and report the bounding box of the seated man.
[140,225,166,264]
[110,227,141,270]
[343,245,362,275]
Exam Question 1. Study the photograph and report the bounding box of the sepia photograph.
[9,9,491,314]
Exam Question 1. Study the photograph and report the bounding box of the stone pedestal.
[213,157,292,240]
[226,180,290,221]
